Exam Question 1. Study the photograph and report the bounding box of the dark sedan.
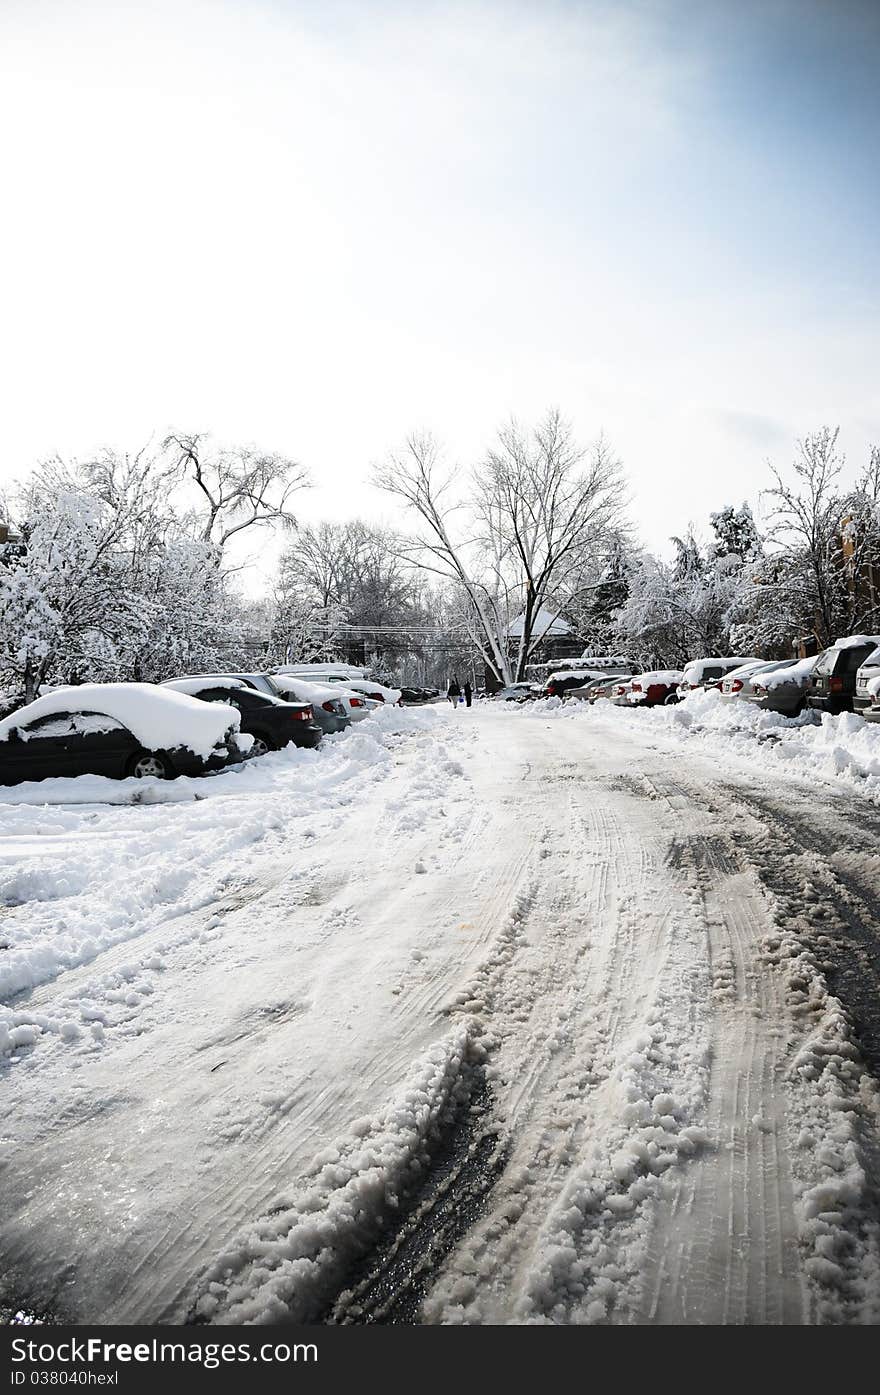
[177,672,349,736]
[0,686,244,785]
[162,679,322,755]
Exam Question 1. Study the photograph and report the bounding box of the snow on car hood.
[0,683,240,758]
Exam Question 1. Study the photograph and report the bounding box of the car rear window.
[702,666,723,681]
[839,645,876,675]
[816,643,877,676]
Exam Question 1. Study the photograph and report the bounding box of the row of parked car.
[0,664,408,786]
[494,636,880,720]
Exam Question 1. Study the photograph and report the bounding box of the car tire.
[249,732,277,758]
[127,750,172,780]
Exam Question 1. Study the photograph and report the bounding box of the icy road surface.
[2,701,879,1325]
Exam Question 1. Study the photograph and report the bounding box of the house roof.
[507,606,571,639]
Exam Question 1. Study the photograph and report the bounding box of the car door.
[0,711,80,783]
[70,712,134,776]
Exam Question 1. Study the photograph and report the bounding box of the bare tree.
[764,428,880,647]
[374,432,515,682]
[163,432,309,549]
[478,412,627,676]
[375,411,626,683]
[276,519,430,670]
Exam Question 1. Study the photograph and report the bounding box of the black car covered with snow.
[0,683,246,784]
[162,678,322,756]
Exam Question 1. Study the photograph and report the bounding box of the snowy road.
[2,703,879,1324]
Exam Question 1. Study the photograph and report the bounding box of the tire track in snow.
[641,807,805,1324]
[423,725,711,1324]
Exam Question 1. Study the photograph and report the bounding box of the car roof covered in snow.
[271,675,353,702]
[162,676,249,695]
[831,633,880,650]
[0,682,239,758]
[683,656,758,675]
[633,670,684,683]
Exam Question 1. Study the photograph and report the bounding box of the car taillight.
[730,679,743,693]
[350,697,364,707]
[321,701,336,713]
[631,683,642,692]
[366,692,384,702]
[829,676,844,692]
[291,706,313,720]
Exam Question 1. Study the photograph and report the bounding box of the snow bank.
[0,683,239,759]
[0,703,449,1012]
[515,687,880,803]
[194,1023,480,1324]
[657,689,880,795]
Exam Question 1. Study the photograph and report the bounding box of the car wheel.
[128,750,171,780]
[249,733,275,758]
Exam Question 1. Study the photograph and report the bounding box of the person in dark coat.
[463,681,473,707]
[447,677,461,706]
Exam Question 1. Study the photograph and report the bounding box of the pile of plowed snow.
[516,692,880,802]
[0,704,449,1010]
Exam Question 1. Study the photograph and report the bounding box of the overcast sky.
[1,0,878,585]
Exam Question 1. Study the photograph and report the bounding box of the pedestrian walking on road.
[463,681,473,708]
[447,677,461,707]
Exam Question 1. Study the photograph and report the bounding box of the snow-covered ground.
[2,698,879,1324]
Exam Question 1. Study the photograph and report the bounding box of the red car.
[626,670,684,707]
